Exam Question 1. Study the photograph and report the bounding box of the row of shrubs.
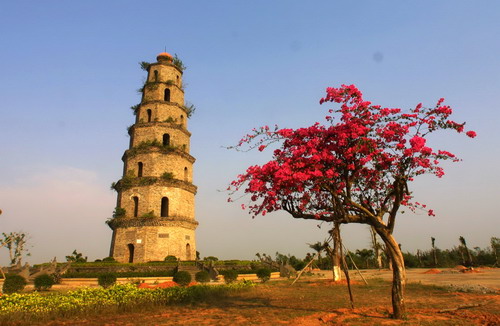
[63,270,175,278]
[2,268,274,294]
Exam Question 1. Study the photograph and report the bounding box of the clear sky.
[0,1,498,264]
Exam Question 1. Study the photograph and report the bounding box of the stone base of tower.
[109,220,197,263]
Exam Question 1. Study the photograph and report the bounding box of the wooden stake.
[291,253,317,286]
[339,237,354,309]
[342,244,369,285]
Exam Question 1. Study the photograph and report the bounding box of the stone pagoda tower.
[108,52,198,263]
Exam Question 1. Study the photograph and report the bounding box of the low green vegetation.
[160,172,174,180]
[221,270,238,284]
[63,270,174,278]
[2,274,27,294]
[172,271,191,286]
[164,255,178,262]
[34,274,55,291]
[195,271,210,283]
[256,268,271,282]
[97,273,117,288]
[0,282,254,323]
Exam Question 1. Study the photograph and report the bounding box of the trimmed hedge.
[2,274,27,294]
[97,273,117,288]
[256,268,271,282]
[34,274,55,291]
[173,271,191,286]
[195,271,210,283]
[221,270,238,284]
[63,270,175,278]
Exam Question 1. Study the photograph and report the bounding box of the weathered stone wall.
[131,123,190,152]
[112,225,196,262]
[148,63,183,87]
[119,186,195,219]
[137,103,188,128]
[125,152,193,182]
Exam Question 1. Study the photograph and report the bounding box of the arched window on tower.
[164,88,171,102]
[176,75,179,85]
[133,196,139,217]
[184,167,188,181]
[180,115,184,126]
[163,133,170,146]
[147,109,152,122]
[154,70,159,82]
[138,162,143,177]
[161,197,169,217]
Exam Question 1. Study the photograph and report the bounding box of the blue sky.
[0,1,498,264]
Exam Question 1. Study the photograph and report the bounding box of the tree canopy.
[230,84,475,229]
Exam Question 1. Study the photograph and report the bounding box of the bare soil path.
[317,267,500,292]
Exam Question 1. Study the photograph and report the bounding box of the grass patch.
[0,282,254,324]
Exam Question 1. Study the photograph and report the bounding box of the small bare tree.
[1,232,30,265]
[459,236,473,267]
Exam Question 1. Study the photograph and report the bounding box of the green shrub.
[141,211,156,218]
[195,271,210,283]
[34,274,55,291]
[222,270,238,284]
[97,273,117,288]
[102,256,117,263]
[256,268,271,282]
[2,274,27,294]
[112,207,126,218]
[161,172,174,180]
[173,271,191,286]
[204,256,219,262]
[164,255,178,262]
[66,250,87,263]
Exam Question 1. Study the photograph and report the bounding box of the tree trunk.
[385,246,393,270]
[375,227,406,319]
[370,227,382,269]
[465,246,473,267]
[331,223,342,281]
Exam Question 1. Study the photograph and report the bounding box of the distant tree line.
[274,236,499,271]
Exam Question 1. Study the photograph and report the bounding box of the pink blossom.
[466,131,477,138]
[409,136,426,151]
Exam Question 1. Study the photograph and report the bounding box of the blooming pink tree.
[229,85,475,318]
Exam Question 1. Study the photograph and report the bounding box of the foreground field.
[18,268,498,326]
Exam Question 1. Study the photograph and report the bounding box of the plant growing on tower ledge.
[172,54,186,71]
[182,103,196,118]
[112,207,126,218]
